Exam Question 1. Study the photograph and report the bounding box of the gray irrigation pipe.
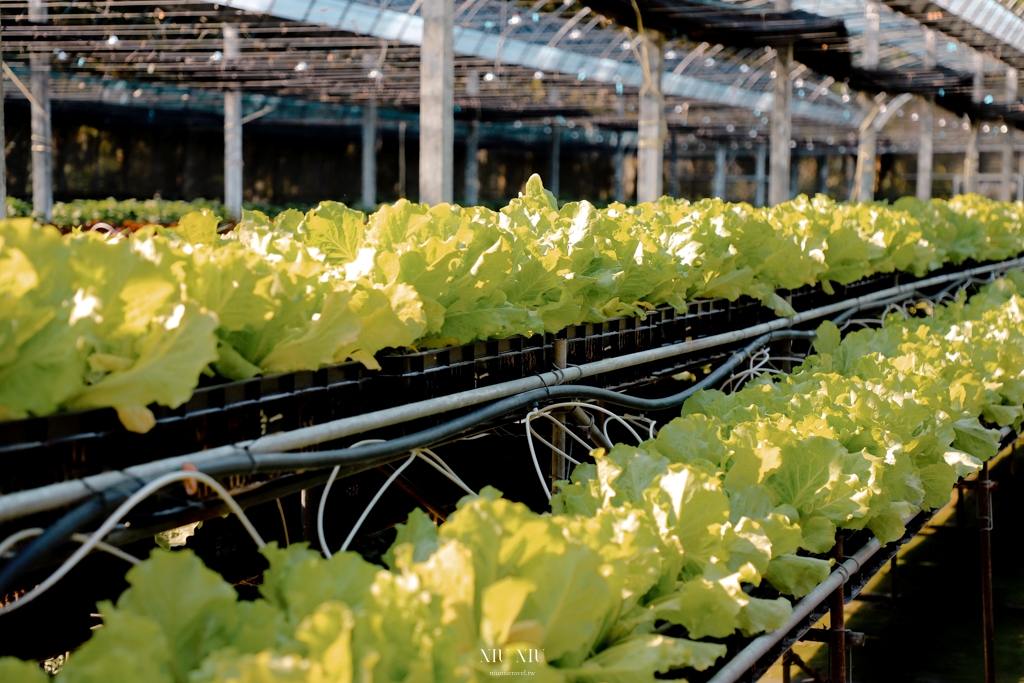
[1,257,1020,525]
[706,536,883,683]
[707,422,1014,683]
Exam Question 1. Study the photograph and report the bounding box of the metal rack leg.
[979,462,996,683]
[551,339,569,492]
[890,555,898,604]
[301,485,324,549]
[956,482,966,527]
[830,533,847,683]
[782,650,791,683]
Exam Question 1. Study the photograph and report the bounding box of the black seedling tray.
[0,362,366,493]
[374,335,553,404]
[0,258,1009,493]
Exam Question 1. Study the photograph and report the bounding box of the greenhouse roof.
[2,0,1021,147]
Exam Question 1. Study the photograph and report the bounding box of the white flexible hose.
[525,411,555,501]
[337,452,418,555]
[318,439,385,560]
[418,449,476,496]
[0,470,262,616]
[318,442,476,559]
[0,527,138,566]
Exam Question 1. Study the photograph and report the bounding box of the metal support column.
[300,486,324,549]
[29,0,51,221]
[769,37,792,205]
[819,155,830,196]
[223,26,242,220]
[636,29,664,203]
[668,130,679,197]
[419,0,454,205]
[398,121,407,199]
[549,84,561,197]
[844,153,855,200]
[755,142,767,206]
[0,3,6,210]
[1002,69,1018,202]
[362,95,377,209]
[713,145,726,199]
[965,52,985,194]
[464,71,480,206]
[465,121,480,205]
[917,30,936,201]
[830,532,847,683]
[917,101,935,201]
[551,338,569,492]
[790,152,799,199]
[855,107,878,201]
[614,132,626,202]
[979,462,996,683]
[855,2,879,202]
[550,129,561,199]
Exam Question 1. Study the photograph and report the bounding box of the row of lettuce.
[5,197,317,229]
[3,270,1022,683]
[3,176,1024,432]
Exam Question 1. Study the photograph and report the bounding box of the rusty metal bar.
[830,532,847,683]
[979,461,996,683]
[890,555,898,604]
[787,651,828,683]
[551,338,569,491]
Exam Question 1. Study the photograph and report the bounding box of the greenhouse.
[1,0,1023,681]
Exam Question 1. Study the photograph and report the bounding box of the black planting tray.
[0,258,1006,493]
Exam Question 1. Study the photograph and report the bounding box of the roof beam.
[221,0,856,124]
[929,0,1024,54]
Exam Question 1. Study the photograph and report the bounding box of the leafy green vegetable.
[5,187,1024,432]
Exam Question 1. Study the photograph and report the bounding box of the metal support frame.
[854,96,878,202]
[549,84,561,197]
[713,145,727,199]
[550,339,569,491]
[464,70,480,206]
[790,152,800,200]
[669,131,680,198]
[398,121,407,199]
[830,532,847,683]
[0,2,6,211]
[419,0,454,205]
[917,98,935,201]
[550,128,561,198]
[769,32,792,205]
[855,2,880,202]
[614,132,627,202]
[1002,69,1018,202]
[465,120,480,205]
[818,155,829,196]
[636,29,664,203]
[29,0,51,221]
[755,142,767,206]
[362,94,377,209]
[918,31,936,201]
[965,52,985,194]
[300,485,324,547]
[979,461,996,683]
[223,26,242,220]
